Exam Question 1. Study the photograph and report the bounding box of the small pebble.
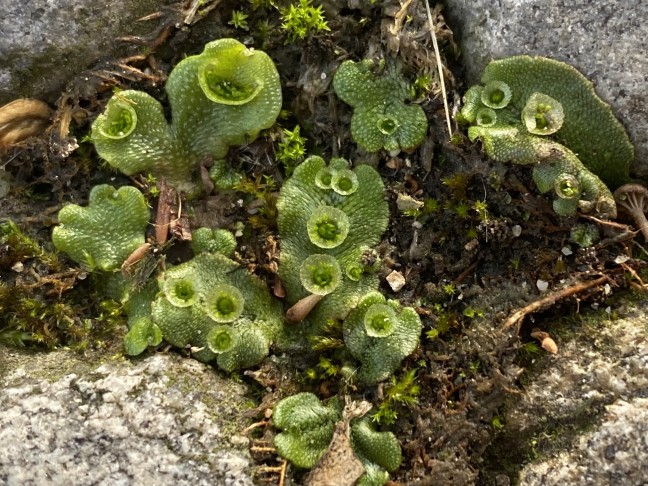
[386,270,406,292]
[396,193,424,212]
[614,254,630,264]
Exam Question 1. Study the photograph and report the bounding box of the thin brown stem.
[502,274,612,331]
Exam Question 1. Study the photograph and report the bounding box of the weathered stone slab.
[519,397,648,485]
[497,302,648,485]
[0,348,255,486]
[0,0,172,105]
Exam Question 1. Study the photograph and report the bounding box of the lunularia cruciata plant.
[121,282,163,356]
[94,270,163,357]
[569,223,601,248]
[459,55,635,219]
[273,392,342,469]
[343,292,422,385]
[90,225,281,366]
[91,38,282,192]
[52,184,149,272]
[190,226,238,256]
[351,417,403,480]
[277,155,389,335]
[272,392,401,485]
[151,251,284,371]
[333,59,428,155]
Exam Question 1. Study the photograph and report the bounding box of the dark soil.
[1,1,646,485]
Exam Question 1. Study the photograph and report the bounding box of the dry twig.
[502,274,612,331]
[155,179,174,245]
[424,0,452,139]
[241,420,270,435]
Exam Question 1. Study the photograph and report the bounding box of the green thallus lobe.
[479,55,633,190]
[151,251,283,371]
[459,55,634,218]
[273,392,402,483]
[91,38,282,191]
[344,292,422,385]
[277,155,389,333]
[333,59,428,155]
[51,184,150,272]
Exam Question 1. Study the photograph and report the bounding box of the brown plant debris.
[502,273,617,331]
[0,99,52,148]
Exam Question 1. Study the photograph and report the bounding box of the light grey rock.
[443,0,648,179]
[0,348,256,486]
[519,397,648,486]
[501,301,648,485]
[0,0,173,105]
